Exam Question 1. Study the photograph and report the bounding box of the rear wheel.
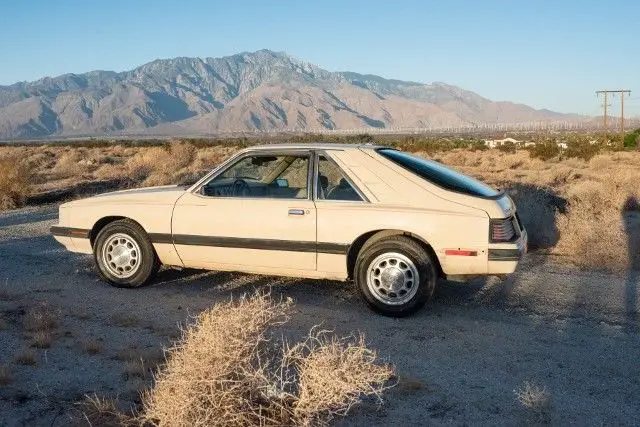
[355,235,436,317]
[93,219,160,288]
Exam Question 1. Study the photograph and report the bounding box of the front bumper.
[50,225,93,254]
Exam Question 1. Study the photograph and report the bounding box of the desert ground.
[1,136,639,425]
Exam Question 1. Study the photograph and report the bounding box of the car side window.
[316,155,363,201]
[201,154,309,199]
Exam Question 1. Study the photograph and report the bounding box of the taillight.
[490,218,516,242]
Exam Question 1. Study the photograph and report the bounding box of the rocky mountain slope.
[0,50,572,139]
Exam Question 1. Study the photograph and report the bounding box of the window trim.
[313,151,369,203]
[375,148,505,200]
[192,149,315,201]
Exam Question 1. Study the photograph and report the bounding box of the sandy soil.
[0,204,639,426]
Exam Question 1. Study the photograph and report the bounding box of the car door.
[314,151,370,276]
[171,150,317,272]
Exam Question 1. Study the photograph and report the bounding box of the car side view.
[51,143,527,316]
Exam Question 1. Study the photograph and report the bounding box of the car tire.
[355,235,436,317]
[93,219,160,288]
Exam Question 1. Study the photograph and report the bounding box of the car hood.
[61,185,188,208]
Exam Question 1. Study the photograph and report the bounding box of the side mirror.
[275,178,289,188]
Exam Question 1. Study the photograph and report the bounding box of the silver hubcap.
[366,252,419,305]
[101,233,141,278]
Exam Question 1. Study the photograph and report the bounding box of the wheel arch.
[347,229,443,279]
[89,216,143,248]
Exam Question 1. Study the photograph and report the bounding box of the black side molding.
[149,233,349,255]
[50,226,90,239]
[488,248,522,261]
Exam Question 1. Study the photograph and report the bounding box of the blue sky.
[1,0,638,115]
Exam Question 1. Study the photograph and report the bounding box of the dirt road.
[1,205,639,426]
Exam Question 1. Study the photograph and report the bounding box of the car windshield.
[377,149,501,198]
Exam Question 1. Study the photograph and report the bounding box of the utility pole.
[596,89,631,147]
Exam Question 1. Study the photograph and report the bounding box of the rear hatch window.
[377,148,502,199]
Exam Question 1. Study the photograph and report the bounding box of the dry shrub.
[440,150,468,166]
[126,141,197,186]
[23,302,59,332]
[514,381,552,421]
[126,147,170,182]
[0,155,31,210]
[589,154,614,169]
[111,313,140,328]
[140,293,394,426]
[124,359,148,379]
[31,331,53,349]
[0,364,12,386]
[77,394,135,427]
[14,347,37,366]
[115,346,163,364]
[52,150,85,178]
[284,330,394,425]
[554,176,640,270]
[84,339,103,355]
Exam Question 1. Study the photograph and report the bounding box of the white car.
[51,143,527,316]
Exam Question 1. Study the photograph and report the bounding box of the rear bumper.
[487,229,527,274]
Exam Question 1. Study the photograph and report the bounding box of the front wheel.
[93,219,160,288]
[355,236,436,317]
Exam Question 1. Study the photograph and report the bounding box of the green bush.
[563,140,603,161]
[624,129,640,149]
[528,142,561,160]
[497,141,517,153]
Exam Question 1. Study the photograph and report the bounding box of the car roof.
[242,142,386,151]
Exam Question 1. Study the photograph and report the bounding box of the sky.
[1,0,639,115]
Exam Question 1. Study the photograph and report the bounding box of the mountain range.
[0,49,576,139]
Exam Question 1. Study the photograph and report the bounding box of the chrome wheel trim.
[366,252,420,306]
[101,233,142,279]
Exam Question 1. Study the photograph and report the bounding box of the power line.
[596,89,632,146]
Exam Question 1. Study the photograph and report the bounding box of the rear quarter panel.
[320,149,491,276]
[316,203,489,276]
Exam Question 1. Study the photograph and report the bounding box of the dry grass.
[123,359,148,380]
[127,141,198,186]
[23,302,59,332]
[111,313,140,328]
[515,381,552,421]
[0,155,31,210]
[0,364,12,386]
[14,347,37,366]
[139,292,394,426]
[23,302,59,349]
[83,339,103,355]
[76,394,135,427]
[31,330,53,349]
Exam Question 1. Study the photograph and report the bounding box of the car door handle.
[288,209,305,216]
